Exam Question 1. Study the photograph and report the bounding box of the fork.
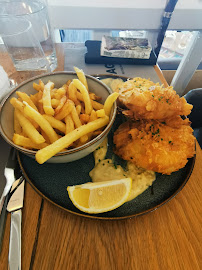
[0,147,17,213]
[0,147,19,253]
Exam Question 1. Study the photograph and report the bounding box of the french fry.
[76,104,81,115]
[89,92,102,101]
[65,114,74,134]
[40,129,51,144]
[87,110,98,140]
[91,100,104,110]
[39,79,45,91]
[55,99,74,120]
[104,92,119,116]
[70,103,82,128]
[31,91,43,104]
[79,135,89,144]
[80,114,90,124]
[33,80,45,91]
[42,115,66,134]
[76,91,103,110]
[54,95,67,114]
[91,130,102,138]
[19,130,27,137]
[23,101,59,143]
[54,86,66,100]
[14,109,22,134]
[33,82,41,91]
[42,81,55,115]
[68,81,78,103]
[15,109,45,144]
[74,66,89,91]
[16,91,38,111]
[71,104,88,142]
[30,94,38,106]
[10,97,24,113]
[51,98,60,108]
[50,88,57,98]
[66,79,71,86]
[89,110,97,122]
[36,91,44,114]
[13,133,48,149]
[96,109,106,118]
[10,98,39,129]
[72,79,92,114]
[34,91,43,100]
[35,116,109,164]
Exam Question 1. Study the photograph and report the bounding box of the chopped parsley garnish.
[152,129,160,136]
[113,163,117,169]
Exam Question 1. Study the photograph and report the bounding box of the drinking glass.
[0,16,50,71]
[0,0,57,71]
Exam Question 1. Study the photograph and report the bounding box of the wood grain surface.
[0,44,201,270]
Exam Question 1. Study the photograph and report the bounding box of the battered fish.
[113,117,195,175]
[116,78,193,120]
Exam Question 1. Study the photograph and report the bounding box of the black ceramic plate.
[17,75,196,220]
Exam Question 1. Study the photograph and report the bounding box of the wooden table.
[0,44,201,270]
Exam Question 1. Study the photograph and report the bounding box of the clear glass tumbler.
[0,0,57,71]
[0,16,50,71]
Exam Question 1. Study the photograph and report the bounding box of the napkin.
[0,65,10,101]
[85,41,157,65]
[100,36,152,59]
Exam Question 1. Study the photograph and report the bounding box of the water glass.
[0,0,57,71]
[0,16,50,71]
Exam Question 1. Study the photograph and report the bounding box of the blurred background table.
[0,43,201,270]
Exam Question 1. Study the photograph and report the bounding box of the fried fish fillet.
[113,117,195,175]
[116,78,193,120]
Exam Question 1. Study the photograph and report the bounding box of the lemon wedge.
[67,178,132,214]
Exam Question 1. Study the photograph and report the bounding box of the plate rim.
[17,151,196,220]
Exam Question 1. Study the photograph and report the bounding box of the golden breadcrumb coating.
[113,117,195,175]
[115,77,193,120]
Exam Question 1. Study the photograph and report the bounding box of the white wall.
[47,0,202,30]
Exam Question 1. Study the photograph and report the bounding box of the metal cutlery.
[7,178,25,270]
[0,147,17,214]
[0,176,24,253]
[0,147,17,253]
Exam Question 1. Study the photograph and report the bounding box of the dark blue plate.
[17,75,196,220]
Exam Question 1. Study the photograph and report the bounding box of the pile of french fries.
[10,67,119,164]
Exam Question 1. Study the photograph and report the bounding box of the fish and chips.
[10,68,195,174]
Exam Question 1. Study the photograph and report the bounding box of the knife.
[0,176,24,254]
[7,178,25,270]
